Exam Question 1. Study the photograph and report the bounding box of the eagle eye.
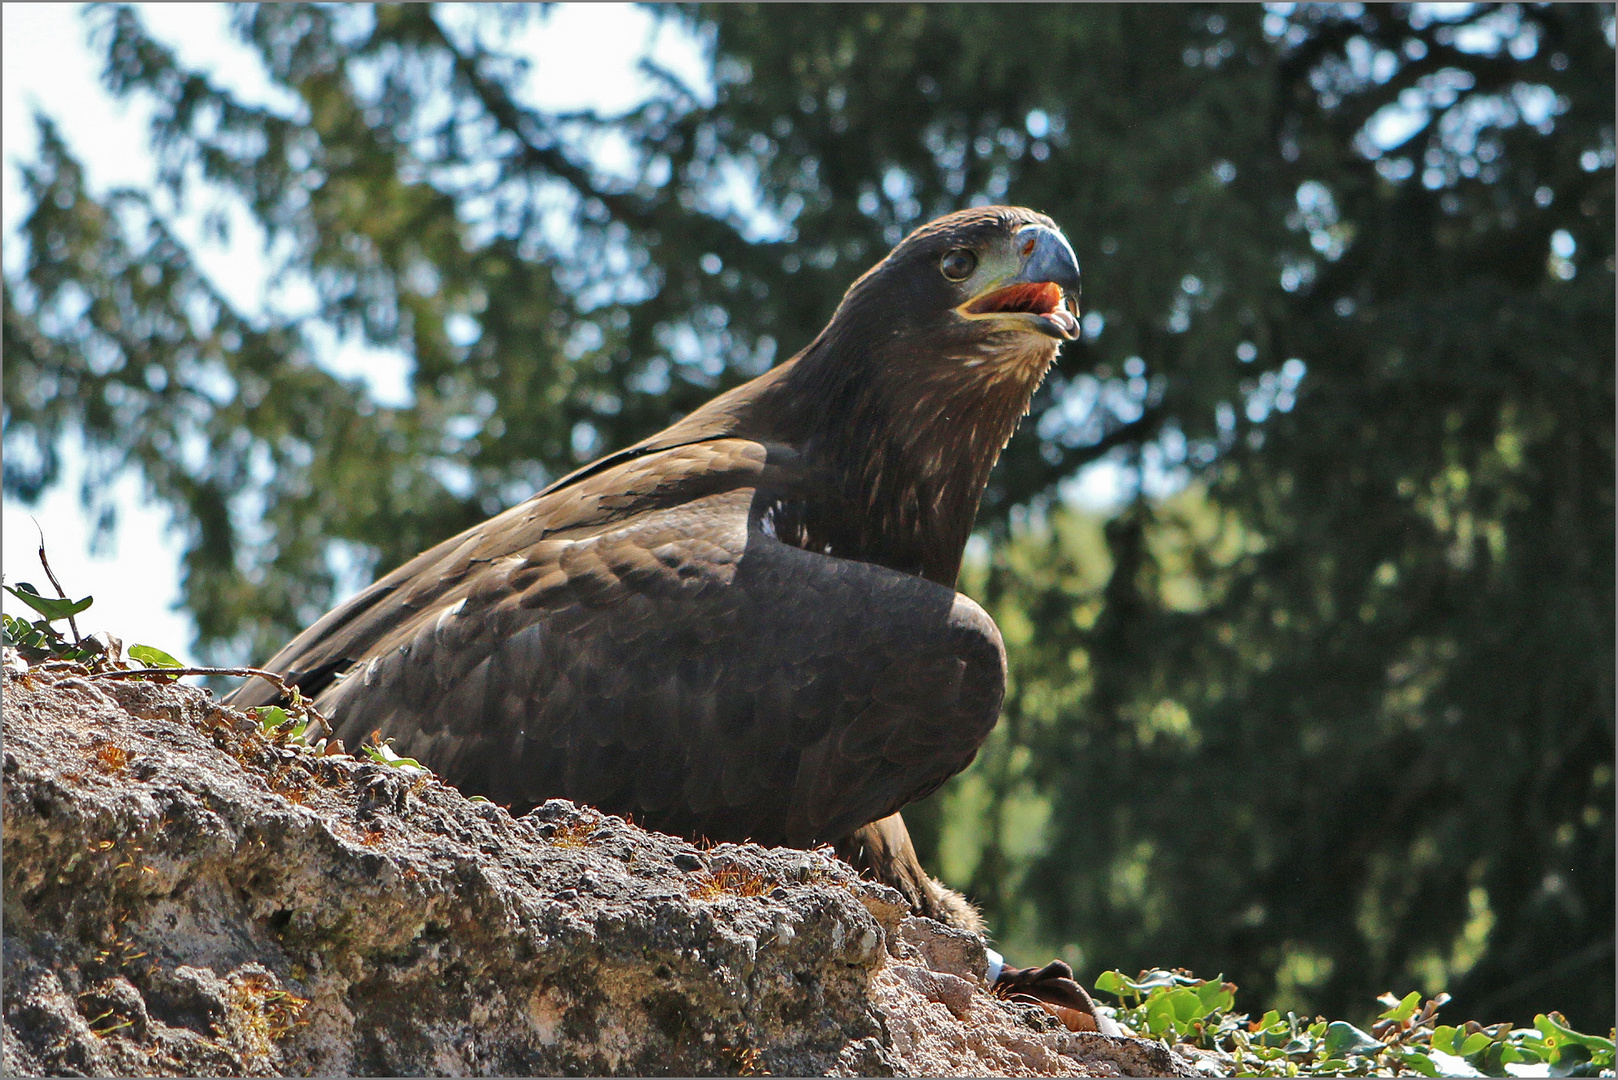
[939,248,977,282]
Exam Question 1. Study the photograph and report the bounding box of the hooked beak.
[957,224,1082,340]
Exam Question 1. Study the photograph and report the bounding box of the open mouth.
[962,281,1080,340]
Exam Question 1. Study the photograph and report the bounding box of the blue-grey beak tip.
[1017,224,1082,295]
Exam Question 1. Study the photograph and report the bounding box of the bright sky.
[2,2,1135,664]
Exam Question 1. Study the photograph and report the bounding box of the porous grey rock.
[896,915,990,981]
[2,660,1193,1076]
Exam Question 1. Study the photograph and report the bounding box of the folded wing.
[231,438,1005,848]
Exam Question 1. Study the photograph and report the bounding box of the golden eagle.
[231,205,1107,1027]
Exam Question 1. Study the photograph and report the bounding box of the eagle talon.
[992,960,1120,1035]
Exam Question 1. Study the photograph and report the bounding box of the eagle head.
[759,206,1082,584]
[831,206,1082,364]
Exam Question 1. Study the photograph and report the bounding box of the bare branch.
[89,665,292,695]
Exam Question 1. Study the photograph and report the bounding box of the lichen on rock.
[2,659,1191,1076]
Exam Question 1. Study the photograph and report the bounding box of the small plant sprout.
[360,732,429,775]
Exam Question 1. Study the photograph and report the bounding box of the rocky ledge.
[2,660,1190,1076]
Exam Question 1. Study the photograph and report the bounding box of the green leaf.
[1321,1021,1383,1059]
[11,625,48,649]
[1395,1050,1441,1077]
[361,741,426,772]
[1458,1032,1493,1056]
[1432,1026,1460,1055]
[254,705,290,730]
[1194,979,1236,1016]
[129,644,182,668]
[1548,1044,1593,1077]
[1536,1013,1616,1056]
[1510,1044,1545,1065]
[1378,990,1422,1023]
[1497,1044,1530,1065]
[1094,970,1130,996]
[3,584,92,622]
[1142,995,1173,1036]
[1252,1012,1292,1048]
[1167,987,1205,1024]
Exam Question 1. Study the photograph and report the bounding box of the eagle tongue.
[966,281,1062,316]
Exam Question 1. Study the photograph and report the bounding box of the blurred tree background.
[4,2,1611,1030]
